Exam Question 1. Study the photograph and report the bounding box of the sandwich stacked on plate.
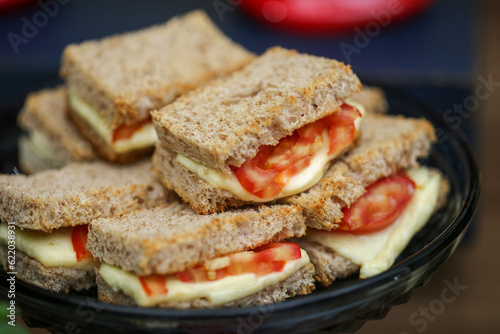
[2,9,449,309]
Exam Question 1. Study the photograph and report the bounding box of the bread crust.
[153,46,361,174]
[87,202,306,276]
[349,86,388,114]
[60,10,255,128]
[292,239,359,286]
[95,263,315,309]
[0,161,168,232]
[0,243,94,293]
[282,113,436,230]
[67,105,154,163]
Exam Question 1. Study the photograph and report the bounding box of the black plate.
[0,87,480,334]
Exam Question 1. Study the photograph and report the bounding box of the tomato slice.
[177,242,302,283]
[232,104,360,199]
[340,172,416,234]
[112,117,152,143]
[139,275,168,297]
[71,225,93,261]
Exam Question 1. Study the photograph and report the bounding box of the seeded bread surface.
[152,46,362,174]
[87,203,306,276]
[0,161,168,232]
[61,10,255,128]
[282,113,436,230]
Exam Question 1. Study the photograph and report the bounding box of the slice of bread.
[281,113,436,230]
[0,161,169,232]
[0,243,94,293]
[349,86,388,114]
[152,46,362,174]
[60,10,255,129]
[95,262,315,309]
[17,86,96,173]
[87,202,306,276]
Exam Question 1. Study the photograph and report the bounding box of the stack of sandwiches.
[1,10,448,310]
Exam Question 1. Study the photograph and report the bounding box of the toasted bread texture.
[87,202,306,276]
[0,243,94,293]
[291,240,359,287]
[349,86,388,114]
[152,46,362,174]
[282,113,436,230]
[17,86,96,172]
[67,106,155,164]
[0,161,168,232]
[60,10,255,128]
[95,263,315,308]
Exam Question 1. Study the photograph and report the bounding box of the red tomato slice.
[232,104,360,199]
[112,117,151,143]
[340,172,416,234]
[139,275,168,297]
[177,242,302,283]
[71,225,93,261]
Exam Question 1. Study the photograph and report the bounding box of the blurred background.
[0,0,498,333]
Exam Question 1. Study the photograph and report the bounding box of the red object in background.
[239,0,435,34]
[0,0,37,13]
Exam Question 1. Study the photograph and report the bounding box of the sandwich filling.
[0,223,93,270]
[305,167,443,278]
[98,242,310,306]
[68,90,158,153]
[177,100,365,202]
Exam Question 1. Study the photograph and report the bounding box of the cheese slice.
[305,167,442,278]
[176,102,365,202]
[0,223,94,270]
[99,249,310,307]
[68,90,158,154]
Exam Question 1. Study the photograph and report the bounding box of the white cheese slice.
[305,167,442,278]
[99,249,310,307]
[68,90,158,154]
[0,223,94,270]
[176,102,365,202]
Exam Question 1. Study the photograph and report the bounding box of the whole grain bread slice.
[152,46,362,174]
[17,86,96,171]
[95,262,315,309]
[281,113,436,230]
[0,243,95,293]
[87,202,306,276]
[0,161,169,232]
[60,10,255,128]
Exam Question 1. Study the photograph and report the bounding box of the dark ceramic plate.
[0,87,480,334]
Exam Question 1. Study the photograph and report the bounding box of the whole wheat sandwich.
[87,202,315,308]
[17,86,96,174]
[152,46,364,214]
[60,10,255,163]
[0,161,169,293]
[283,113,449,284]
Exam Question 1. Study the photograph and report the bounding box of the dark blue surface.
[0,0,475,107]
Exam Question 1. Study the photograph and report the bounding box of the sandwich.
[17,86,96,174]
[0,161,169,292]
[60,10,255,163]
[283,113,449,283]
[87,202,315,308]
[152,46,364,214]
